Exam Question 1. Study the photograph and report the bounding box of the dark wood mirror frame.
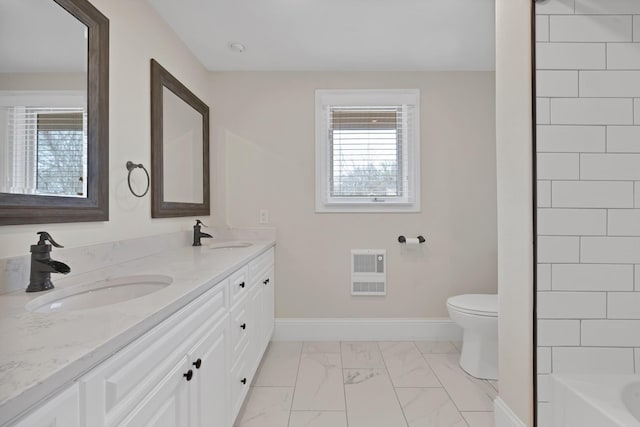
[0,0,109,226]
[150,59,210,218]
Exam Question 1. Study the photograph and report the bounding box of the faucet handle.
[36,231,64,248]
[195,220,207,228]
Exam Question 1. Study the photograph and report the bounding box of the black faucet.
[26,232,71,293]
[192,220,213,246]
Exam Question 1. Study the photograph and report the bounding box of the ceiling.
[146,0,496,71]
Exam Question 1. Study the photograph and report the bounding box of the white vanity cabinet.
[8,246,275,427]
[12,384,80,427]
[81,277,230,427]
[119,316,229,427]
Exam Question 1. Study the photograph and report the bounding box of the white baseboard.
[272,318,462,341]
[495,397,527,427]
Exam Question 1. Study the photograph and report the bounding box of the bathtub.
[551,374,640,427]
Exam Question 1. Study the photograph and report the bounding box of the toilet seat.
[447,294,498,317]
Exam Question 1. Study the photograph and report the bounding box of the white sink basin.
[26,275,173,313]
[209,242,253,249]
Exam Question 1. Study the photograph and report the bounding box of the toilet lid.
[447,294,498,317]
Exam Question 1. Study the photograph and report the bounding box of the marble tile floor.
[234,341,497,427]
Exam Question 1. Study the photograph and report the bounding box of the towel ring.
[126,161,150,198]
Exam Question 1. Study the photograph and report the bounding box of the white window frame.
[315,89,420,213]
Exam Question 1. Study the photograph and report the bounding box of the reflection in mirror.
[0,0,88,197]
[0,92,87,197]
[162,87,203,204]
[151,59,209,218]
[0,0,109,225]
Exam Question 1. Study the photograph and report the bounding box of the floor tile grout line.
[286,342,304,427]
[417,343,474,426]
[339,341,350,427]
[420,350,469,416]
[425,350,498,416]
[378,341,411,427]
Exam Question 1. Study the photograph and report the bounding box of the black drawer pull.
[184,370,193,381]
[240,323,247,330]
[239,282,245,288]
[193,358,202,369]
[241,377,247,384]
[263,278,270,285]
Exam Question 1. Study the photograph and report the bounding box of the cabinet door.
[188,316,229,427]
[12,384,79,427]
[118,356,191,427]
[248,282,264,371]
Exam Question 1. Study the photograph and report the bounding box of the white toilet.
[446,294,498,380]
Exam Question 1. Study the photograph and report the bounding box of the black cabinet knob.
[263,278,270,285]
[184,370,193,381]
[193,358,202,369]
[240,323,247,330]
[239,282,245,288]
[241,377,247,384]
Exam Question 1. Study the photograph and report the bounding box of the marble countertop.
[0,239,274,425]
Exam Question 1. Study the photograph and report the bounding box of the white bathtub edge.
[551,374,640,427]
[495,397,527,427]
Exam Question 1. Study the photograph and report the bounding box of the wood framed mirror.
[150,59,210,218]
[0,0,109,225]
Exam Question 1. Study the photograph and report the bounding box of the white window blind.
[5,107,87,196]
[330,107,407,199]
[316,89,420,212]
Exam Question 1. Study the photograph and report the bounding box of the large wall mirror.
[150,59,210,218]
[0,0,109,225]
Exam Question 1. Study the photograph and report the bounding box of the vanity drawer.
[81,279,228,427]
[249,248,274,280]
[229,266,249,306]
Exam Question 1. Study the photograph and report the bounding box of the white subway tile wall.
[536,70,579,97]
[607,44,640,70]
[538,264,552,291]
[551,181,633,208]
[536,0,640,416]
[537,347,552,374]
[550,98,633,124]
[607,126,640,152]
[537,208,606,236]
[537,16,550,42]
[537,98,551,124]
[549,15,632,42]
[552,264,633,291]
[537,125,605,152]
[537,181,552,207]
[536,43,605,70]
[537,153,579,180]
[537,320,581,347]
[551,347,635,373]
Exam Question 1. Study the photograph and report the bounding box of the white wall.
[495,0,534,425]
[535,1,640,425]
[0,73,86,90]
[211,71,497,318]
[0,0,215,260]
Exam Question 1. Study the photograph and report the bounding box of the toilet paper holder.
[398,235,426,244]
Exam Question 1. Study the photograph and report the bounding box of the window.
[315,89,420,212]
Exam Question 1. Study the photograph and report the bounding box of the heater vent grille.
[351,250,386,295]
